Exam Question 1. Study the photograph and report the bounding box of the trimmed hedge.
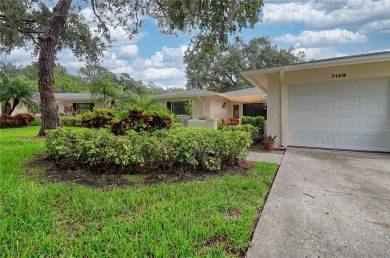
[61,117,80,127]
[241,116,265,136]
[225,124,261,142]
[45,127,252,171]
[0,113,35,128]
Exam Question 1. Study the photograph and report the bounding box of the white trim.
[241,51,390,77]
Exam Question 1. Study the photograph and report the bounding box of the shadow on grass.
[25,153,255,189]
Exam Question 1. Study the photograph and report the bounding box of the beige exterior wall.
[207,96,230,121]
[157,95,267,126]
[0,100,29,115]
[265,60,390,149]
[1,99,104,116]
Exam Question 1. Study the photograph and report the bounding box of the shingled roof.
[54,93,102,101]
[151,89,223,99]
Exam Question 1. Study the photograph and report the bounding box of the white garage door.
[288,78,390,152]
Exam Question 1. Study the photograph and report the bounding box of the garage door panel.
[366,97,388,112]
[338,117,359,130]
[365,135,387,149]
[290,100,310,113]
[314,117,333,129]
[366,117,388,130]
[364,78,389,95]
[292,133,310,144]
[289,85,312,98]
[288,78,389,152]
[339,99,360,112]
[314,84,334,96]
[314,100,334,112]
[335,81,360,96]
[314,134,333,145]
[338,134,359,148]
[291,117,310,129]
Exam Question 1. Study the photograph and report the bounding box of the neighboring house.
[0,93,104,115]
[241,51,390,152]
[151,87,267,123]
[54,93,104,114]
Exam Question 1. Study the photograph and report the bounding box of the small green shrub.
[30,119,42,126]
[61,117,80,127]
[0,113,35,128]
[230,124,261,142]
[171,123,184,129]
[46,127,252,172]
[241,116,265,135]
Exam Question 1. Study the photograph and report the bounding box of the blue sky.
[2,0,390,89]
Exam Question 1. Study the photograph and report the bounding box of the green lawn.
[0,127,278,257]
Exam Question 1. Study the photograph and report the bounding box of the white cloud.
[110,66,134,75]
[359,19,390,34]
[142,68,183,80]
[263,0,390,29]
[143,45,187,68]
[294,47,347,60]
[274,29,367,47]
[1,48,36,67]
[119,45,139,58]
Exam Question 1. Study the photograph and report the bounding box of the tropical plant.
[0,77,38,115]
[184,100,193,119]
[0,113,35,128]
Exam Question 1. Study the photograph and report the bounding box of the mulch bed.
[24,153,254,189]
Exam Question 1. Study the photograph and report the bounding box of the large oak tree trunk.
[38,0,72,136]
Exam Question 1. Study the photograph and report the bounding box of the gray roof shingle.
[54,93,102,101]
[222,87,265,97]
[151,89,222,99]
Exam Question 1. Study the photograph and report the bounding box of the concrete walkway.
[247,151,284,165]
[247,147,390,258]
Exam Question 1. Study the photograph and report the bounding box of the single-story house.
[0,93,104,116]
[241,51,390,152]
[151,87,267,123]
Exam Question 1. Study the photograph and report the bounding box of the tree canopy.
[184,37,305,92]
[1,0,264,135]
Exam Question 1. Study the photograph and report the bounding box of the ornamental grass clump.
[45,127,252,172]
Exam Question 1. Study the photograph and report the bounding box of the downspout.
[280,70,287,148]
[197,96,204,117]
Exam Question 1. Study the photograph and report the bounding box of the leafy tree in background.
[116,73,147,95]
[0,77,38,115]
[184,37,305,92]
[54,64,89,93]
[78,65,122,108]
[0,0,264,135]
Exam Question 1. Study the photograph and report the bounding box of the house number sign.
[331,73,346,79]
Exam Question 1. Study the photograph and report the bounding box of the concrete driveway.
[247,147,390,258]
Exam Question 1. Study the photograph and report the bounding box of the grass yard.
[0,127,278,257]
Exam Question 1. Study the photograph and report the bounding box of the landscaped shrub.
[46,127,252,171]
[79,108,117,129]
[61,117,80,127]
[223,124,261,142]
[78,106,174,135]
[110,105,174,135]
[30,119,42,126]
[0,113,35,128]
[241,116,265,136]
